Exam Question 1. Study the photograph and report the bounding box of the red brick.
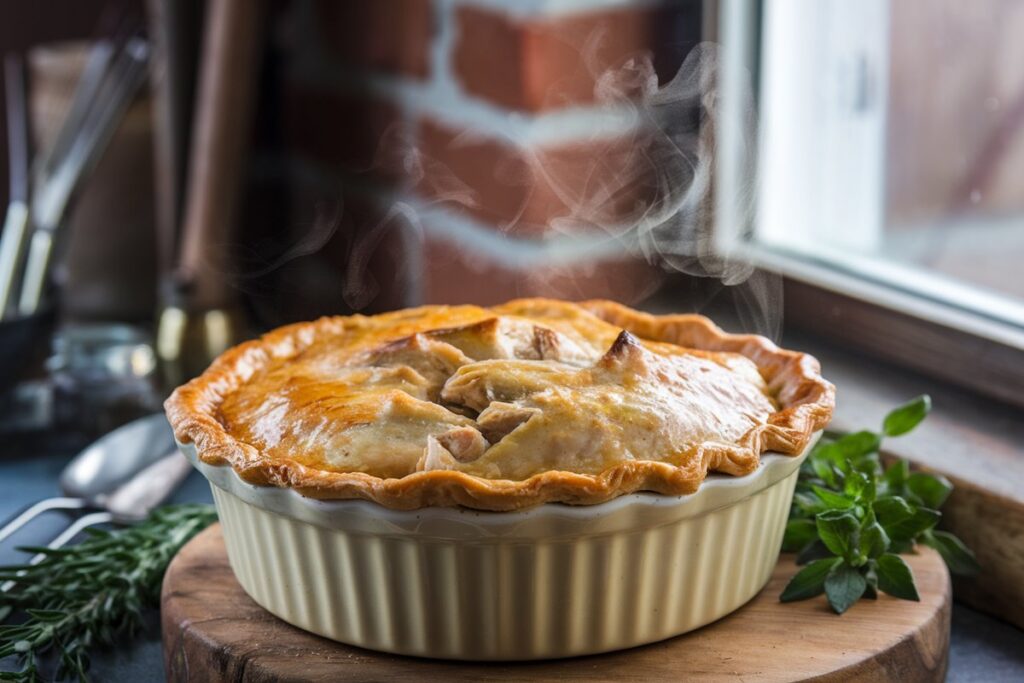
[248,177,663,315]
[453,3,700,111]
[422,232,664,307]
[415,118,661,237]
[281,83,405,179]
[314,0,433,79]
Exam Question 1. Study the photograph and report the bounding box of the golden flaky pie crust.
[165,299,835,511]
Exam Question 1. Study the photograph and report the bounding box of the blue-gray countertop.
[2,435,1023,681]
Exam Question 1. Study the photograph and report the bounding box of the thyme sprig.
[0,504,217,682]
[781,395,979,613]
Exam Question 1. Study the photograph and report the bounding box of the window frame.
[714,0,1024,409]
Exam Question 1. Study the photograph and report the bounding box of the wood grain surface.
[161,525,951,682]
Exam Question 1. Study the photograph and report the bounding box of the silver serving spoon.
[1,447,194,591]
[0,412,176,544]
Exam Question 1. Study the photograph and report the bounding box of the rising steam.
[531,41,780,338]
[297,37,780,339]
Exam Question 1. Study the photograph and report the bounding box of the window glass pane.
[752,0,1024,322]
[884,0,1024,302]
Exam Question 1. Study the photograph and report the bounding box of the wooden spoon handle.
[177,0,263,311]
[146,0,203,280]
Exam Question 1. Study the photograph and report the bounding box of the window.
[716,0,1024,405]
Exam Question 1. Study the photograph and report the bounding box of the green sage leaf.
[884,507,941,542]
[882,395,931,437]
[864,567,879,599]
[906,472,952,509]
[811,456,840,488]
[816,509,860,562]
[824,564,867,614]
[843,471,876,503]
[873,496,914,524]
[876,553,920,601]
[833,430,882,458]
[883,460,909,491]
[859,521,890,559]
[783,399,980,615]
[812,485,855,510]
[924,530,981,576]
[780,558,841,602]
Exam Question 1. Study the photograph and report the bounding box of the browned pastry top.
[166,299,834,510]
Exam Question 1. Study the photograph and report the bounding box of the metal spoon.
[98,448,194,523]
[2,447,194,591]
[0,412,176,544]
[40,449,194,547]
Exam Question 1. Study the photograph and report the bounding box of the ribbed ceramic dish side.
[206,460,802,661]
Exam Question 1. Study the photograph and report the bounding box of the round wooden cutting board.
[161,525,951,682]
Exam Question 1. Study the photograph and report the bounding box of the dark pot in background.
[0,307,53,392]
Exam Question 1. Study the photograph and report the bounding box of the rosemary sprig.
[0,504,217,682]
[780,395,979,613]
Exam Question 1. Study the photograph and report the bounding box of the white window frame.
[714,0,1024,405]
[712,0,1024,405]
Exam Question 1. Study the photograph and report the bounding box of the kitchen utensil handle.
[0,54,31,319]
[102,450,194,522]
[15,229,54,315]
[0,200,30,316]
[17,37,150,316]
[0,496,88,545]
[147,0,203,278]
[4,54,29,203]
[35,41,115,180]
[1,511,114,592]
[177,0,264,310]
[41,510,114,551]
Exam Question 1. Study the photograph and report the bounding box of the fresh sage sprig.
[780,395,979,614]
[0,504,218,682]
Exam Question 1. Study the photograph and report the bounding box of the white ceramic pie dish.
[179,432,818,661]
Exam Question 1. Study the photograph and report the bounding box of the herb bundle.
[0,504,217,682]
[781,395,979,614]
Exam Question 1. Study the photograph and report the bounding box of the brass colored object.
[157,304,247,389]
[154,0,263,382]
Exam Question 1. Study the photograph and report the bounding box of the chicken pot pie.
[166,299,834,511]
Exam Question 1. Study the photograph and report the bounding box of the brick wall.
[257,0,703,318]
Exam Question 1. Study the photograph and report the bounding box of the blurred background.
[0,0,1021,437]
[1,4,1024,677]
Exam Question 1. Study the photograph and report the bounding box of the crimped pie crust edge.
[165,298,835,511]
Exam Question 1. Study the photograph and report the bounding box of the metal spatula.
[18,36,151,316]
